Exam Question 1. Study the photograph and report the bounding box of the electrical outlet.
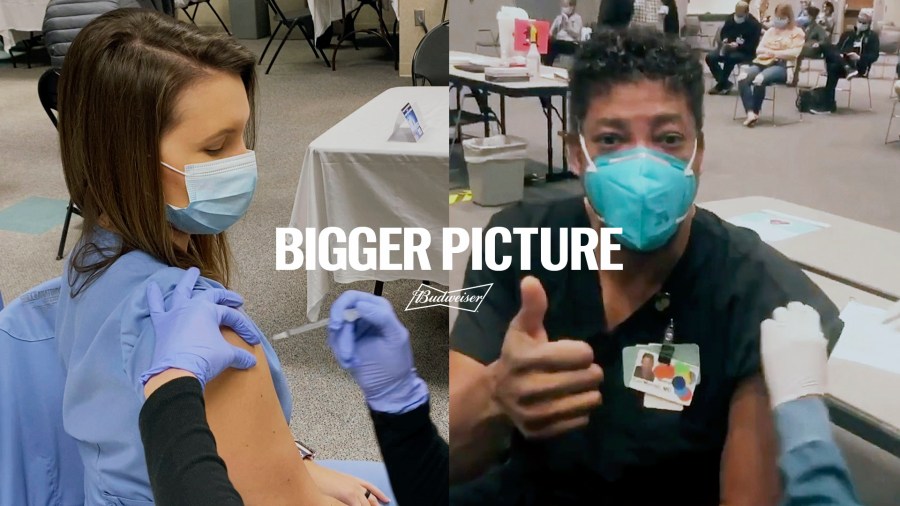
[415,9,426,28]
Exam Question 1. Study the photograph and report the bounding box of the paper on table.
[539,68,569,81]
[727,209,829,243]
[832,301,900,374]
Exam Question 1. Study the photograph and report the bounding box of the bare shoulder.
[204,329,323,506]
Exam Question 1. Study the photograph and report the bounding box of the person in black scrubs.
[596,0,634,29]
[448,26,842,506]
[138,269,448,506]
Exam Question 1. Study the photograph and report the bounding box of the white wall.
[399,0,444,76]
[884,0,900,25]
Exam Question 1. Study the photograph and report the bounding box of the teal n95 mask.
[161,150,258,235]
[579,137,697,252]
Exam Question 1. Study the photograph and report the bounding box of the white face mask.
[563,6,575,15]
[857,22,870,31]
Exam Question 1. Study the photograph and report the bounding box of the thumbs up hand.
[488,276,604,439]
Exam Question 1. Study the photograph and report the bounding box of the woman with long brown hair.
[55,8,386,505]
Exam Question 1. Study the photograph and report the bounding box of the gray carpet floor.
[0,36,447,461]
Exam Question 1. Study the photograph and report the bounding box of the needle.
[271,309,360,341]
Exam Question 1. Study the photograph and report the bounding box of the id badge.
[623,346,684,411]
[644,393,683,411]
[627,348,700,406]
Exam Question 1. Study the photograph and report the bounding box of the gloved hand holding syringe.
[272,309,359,340]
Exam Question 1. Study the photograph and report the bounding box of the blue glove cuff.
[366,375,429,415]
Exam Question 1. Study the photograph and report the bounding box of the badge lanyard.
[655,292,676,364]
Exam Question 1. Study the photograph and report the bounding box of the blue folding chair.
[0,278,85,505]
[317,460,396,504]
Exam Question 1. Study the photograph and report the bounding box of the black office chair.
[259,0,326,73]
[38,69,82,260]
[410,22,496,142]
[9,32,46,69]
[411,21,448,86]
[181,0,231,35]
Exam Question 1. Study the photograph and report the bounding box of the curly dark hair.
[570,26,704,132]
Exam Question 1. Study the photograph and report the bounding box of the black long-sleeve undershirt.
[139,377,243,506]
[371,401,449,505]
[139,377,449,505]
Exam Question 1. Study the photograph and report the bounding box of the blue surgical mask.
[161,150,258,235]
[734,14,746,23]
[772,17,789,28]
[579,138,698,252]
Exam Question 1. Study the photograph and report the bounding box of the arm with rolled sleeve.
[140,377,244,506]
[775,397,862,506]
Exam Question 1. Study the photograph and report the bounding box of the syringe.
[271,309,360,341]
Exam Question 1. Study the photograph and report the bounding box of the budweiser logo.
[405,283,493,312]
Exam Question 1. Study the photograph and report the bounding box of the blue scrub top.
[56,229,292,505]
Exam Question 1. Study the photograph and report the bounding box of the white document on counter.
[832,301,900,374]
[727,209,829,243]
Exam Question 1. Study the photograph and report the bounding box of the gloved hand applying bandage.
[760,302,828,408]
[327,291,429,414]
[140,267,262,391]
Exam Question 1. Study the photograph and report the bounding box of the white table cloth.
[308,0,397,40]
[290,86,449,321]
[0,0,49,53]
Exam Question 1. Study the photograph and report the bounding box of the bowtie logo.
[406,283,493,312]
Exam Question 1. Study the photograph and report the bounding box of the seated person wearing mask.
[448,26,841,506]
[137,272,447,505]
[789,5,828,87]
[706,1,762,95]
[596,0,634,30]
[55,9,386,505]
[738,3,804,127]
[811,9,880,114]
[796,0,812,28]
[818,1,837,40]
[545,0,583,66]
[761,303,862,506]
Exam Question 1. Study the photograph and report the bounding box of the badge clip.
[659,319,675,364]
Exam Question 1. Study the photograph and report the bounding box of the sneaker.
[707,85,723,95]
[809,108,833,115]
[720,81,734,94]
[845,67,859,80]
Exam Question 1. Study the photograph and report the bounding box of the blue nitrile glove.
[140,267,262,389]
[327,290,429,414]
